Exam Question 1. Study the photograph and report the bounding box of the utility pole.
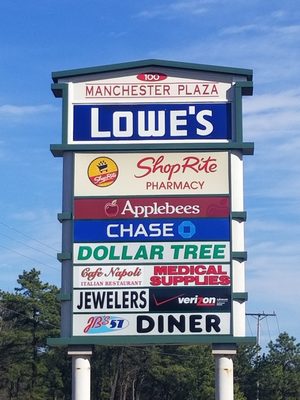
[246,312,276,400]
[246,311,276,346]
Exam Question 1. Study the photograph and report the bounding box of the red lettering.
[134,155,218,180]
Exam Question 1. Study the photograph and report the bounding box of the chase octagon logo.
[87,156,119,187]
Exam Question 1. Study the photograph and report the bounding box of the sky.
[0,0,299,351]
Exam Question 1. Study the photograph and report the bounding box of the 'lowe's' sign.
[73,103,231,143]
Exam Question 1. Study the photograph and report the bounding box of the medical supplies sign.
[51,60,253,346]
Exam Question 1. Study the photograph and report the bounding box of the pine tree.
[0,268,65,399]
[258,332,300,400]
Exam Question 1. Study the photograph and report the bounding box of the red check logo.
[153,293,185,306]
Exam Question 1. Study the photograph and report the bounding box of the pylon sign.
[49,60,255,346]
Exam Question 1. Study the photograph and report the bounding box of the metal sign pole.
[68,347,93,400]
[212,345,236,400]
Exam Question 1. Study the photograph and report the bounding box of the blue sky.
[0,0,299,350]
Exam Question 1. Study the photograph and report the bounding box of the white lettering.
[91,108,110,138]
[89,106,216,139]
[138,111,165,137]
[170,110,187,136]
[113,111,133,137]
[196,110,213,136]
[107,223,174,238]
[120,200,201,218]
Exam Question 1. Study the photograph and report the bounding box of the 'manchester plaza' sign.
[48,60,255,346]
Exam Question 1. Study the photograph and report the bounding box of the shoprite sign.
[74,152,229,196]
[48,59,255,346]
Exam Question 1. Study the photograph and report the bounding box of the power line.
[246,311,277,400]
[0,221,60,252]
[0,231,57,259]
[0,243,60,271]
[246,314,254,336]
[246,312,276,346]
[275,314,281,335]
[0,305,60,329]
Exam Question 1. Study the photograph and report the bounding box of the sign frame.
[48,59,255,347]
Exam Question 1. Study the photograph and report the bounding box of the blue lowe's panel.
[73,218,230,242]
[73,103,231,142]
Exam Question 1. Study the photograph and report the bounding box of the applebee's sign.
[73,197,230,219]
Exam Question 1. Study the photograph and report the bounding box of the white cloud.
[244,89,300,114]
[275,24,300,35]
[221,23,300,37]
[0,104,57,117]
[135,0,210,19]
[221,24,264,35]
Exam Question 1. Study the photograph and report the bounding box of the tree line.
[0,269,299,399]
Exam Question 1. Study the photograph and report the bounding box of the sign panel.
[50,60,254,346]
[73,218,230,242]
[72,312,231,336]
[73,103,231,143]
[149,287,231,312]
[73,287,230,313]
[73,288,149,313]
[73,264,231,288]
[74,152,229,196]
[73,196,230,219]
[72,70,232,105]
[73,241,230,264]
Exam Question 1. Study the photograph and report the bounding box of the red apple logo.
[105,200,119,217]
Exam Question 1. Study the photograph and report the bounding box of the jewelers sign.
[49,60,254,346]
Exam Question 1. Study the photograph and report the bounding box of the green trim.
[47,335,256,347]
[51,83,69,143]
[235,81,253,96]
[51,83,66,98]
[231,211,247,222]
[52,59,253,84]
[232,251,247,262]
[212,343,237,351]
[233,82,253,143]
[57,212,72,222]
[50,142,254,157]
[232,292,248,302]
[57,252,72,261]
[57,292,72,301]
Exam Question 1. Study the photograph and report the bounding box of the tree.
[1,270,300,400]
[234,344,260,399]
[0,268,68,399]
[257,332,300,400]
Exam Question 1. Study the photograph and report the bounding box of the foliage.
[256,333,300,400]
[0,268,69,400]
[1,269,300,399]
